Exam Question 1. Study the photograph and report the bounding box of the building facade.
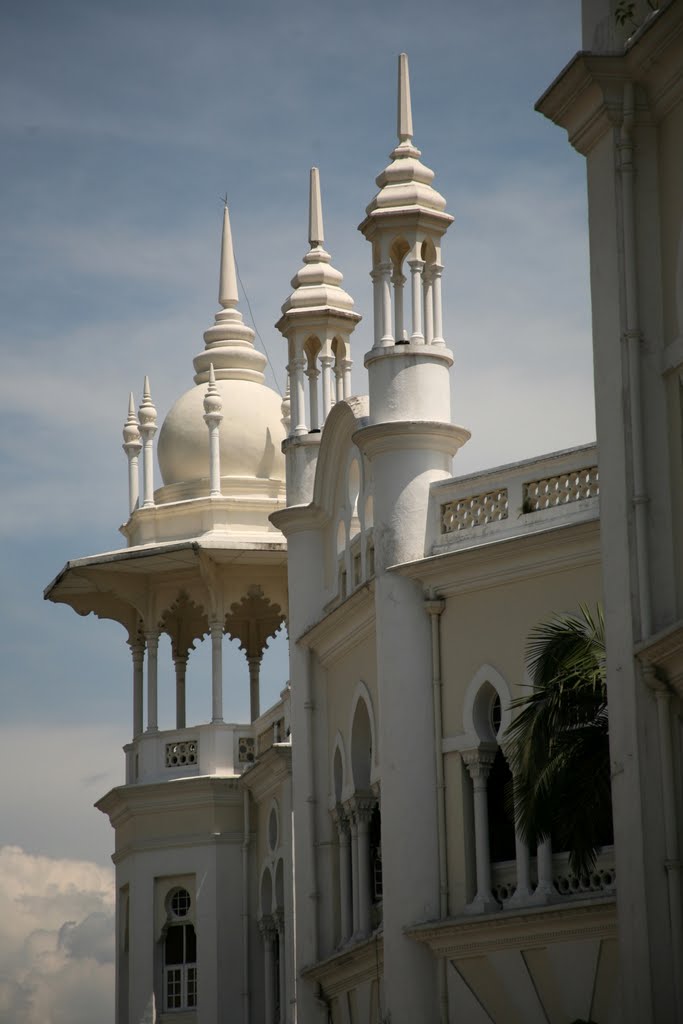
[46,4,683,1022]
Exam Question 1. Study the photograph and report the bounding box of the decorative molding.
[302,932,384,997]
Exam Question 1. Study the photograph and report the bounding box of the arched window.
[163,888,197,1011]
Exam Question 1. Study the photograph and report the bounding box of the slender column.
[463,749,498,913]
[354,798,374,937]
[291,354,307,435]
[392,269,406,343]
[260,917,276,1024]
[305,364,320,431]
[336,809,353,944]
[500,744,533,908]
[203,363,223,496]
[122,394,142,516]
[131,636,145,738]
[144,629,159,733]
[210,621,224,724]
[423,267,434,344]
[174,654,187,730]
[347,803,360,935]
[379,261,394,346]
[248,655,261,723]
[531,837,556,904]
[138,377,157,508]
[285,365,297,438]
[320,354,334,420]
[408,257,425,344]
[431,263,445,346]
[341,358,352,400]
[371,269,383,348]
[274,910,286,1024]
[334,363,344,403]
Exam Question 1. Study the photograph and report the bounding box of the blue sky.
[0,3,592,1013]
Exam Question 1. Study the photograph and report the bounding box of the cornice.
[297,582,375,665]
[110,828,249,865]
[240,744,292,802]
[353,420,470,459]
[269,503,328,537]
[96,775,243,825]
[302,933,384,996]
[406,896,616,959]
[635,617,683,696]
[393,518,600,596]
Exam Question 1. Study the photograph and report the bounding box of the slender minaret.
[354,55,469,1024]
[276,167,361,504]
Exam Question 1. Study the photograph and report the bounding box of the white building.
[46,4,683,1022]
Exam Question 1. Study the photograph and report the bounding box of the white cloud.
[0,846,114,1024]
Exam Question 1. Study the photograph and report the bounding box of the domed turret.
[157,205,285,501]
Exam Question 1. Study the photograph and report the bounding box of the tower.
[276,167,361,505]
[46,207,292,1023]
[353,53,469,1023]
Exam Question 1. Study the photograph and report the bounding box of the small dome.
[157,378,285,493]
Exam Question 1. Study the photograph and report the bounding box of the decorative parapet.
[490,845,616,905]
[165,739,198,768]
[433,443,600,552]
[523,465,599,513]
[441,488,509,532]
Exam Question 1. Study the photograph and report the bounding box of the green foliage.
[505,605,611,877]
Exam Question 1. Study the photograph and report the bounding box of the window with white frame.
[163,888,197,1012]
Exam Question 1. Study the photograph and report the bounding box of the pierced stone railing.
[165,739,198,768]
[433,443,600,551]
[523,465,599,512]
[441,488,509,532]
[490,845,616,906]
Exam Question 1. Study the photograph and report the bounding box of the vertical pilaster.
[431,263,444,346]
[354,797,373,938]
[248,655,261,723]
[260,917,276,1024]
[392,269,406,343]
[379,261,394,345]
[174,654,187,730]
[131,636,145,738]
[423,268,434,344]
[408,258,424,344]
[336,809,353,944]
[371,269,383,348]
[320,354,334,420]
[342,358,352,400]
[531,838,556,904]
[306,364,320,431]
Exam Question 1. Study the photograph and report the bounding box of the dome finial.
[218,203,239,310]
[308,167,324,249]
[397,53,413,145]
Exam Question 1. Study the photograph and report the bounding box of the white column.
[336,809,353,944]
[285,364,297,438]
[203,364,223,496]
[291,354,307,435]
[306,364,320,431]
[371,269,383,348]
[341,358,352,400]
[144,629,159,733]
[131,636,145,738]
[138,378,157,509]
[392,269,406,343]
[248,655,261,723]
[423,267,434,344]
[408,258,425,344]
[320,354,334,420]
[355,798,373,937]
[210,621,224,724]
[260,917,276,1024]
[501,745,533,908]
[431,263,445,346]
[334,363,344,403]
[463,749,498,913]
[379,261,394,346]
[174,654,187,730]
[347,803,360,935]
[531,837,556,904]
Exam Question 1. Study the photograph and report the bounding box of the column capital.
[259,914,277,943]
[348,792,376,824]
[462,746,497,781]
[407,257,425,272]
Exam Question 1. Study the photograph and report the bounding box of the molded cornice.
[353,420,469,459]
[297,582,375,665]
[302,932,384,997]
[240,744,292,802]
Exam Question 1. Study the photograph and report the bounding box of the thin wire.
[234,257,284,398]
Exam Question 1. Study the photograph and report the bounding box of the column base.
[464,893,500,916]
[528,881,559,906]
[503,885,534,910]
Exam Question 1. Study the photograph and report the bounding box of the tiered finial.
[138,377,158,508]
[308,167,324,249]
[397,52,413,144]
[122,393,142,515]
[218,204,239,309]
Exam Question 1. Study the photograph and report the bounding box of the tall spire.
[397,53,413,145]
[218,204,239,309]
[308,167,324,249]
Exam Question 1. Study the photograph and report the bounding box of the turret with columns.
[276,167,361,504]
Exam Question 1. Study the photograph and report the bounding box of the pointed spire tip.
[397,52,413,144]
[219,203,239,309]
[308,166,324,249]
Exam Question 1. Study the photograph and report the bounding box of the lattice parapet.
[238,736,255,764]
[165,740,198,768]
[490,850,616,905]
[523,465,599,512]
[441,489,509,533]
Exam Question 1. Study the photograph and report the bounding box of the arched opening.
[260,868,273,919]
[259,622,289,719]
[304,335,322,432]
[351,698,372,792]
[333,746,343,804]
[390,237,410,343]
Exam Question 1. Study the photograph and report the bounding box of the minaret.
[353,55,469,1024]
[276,167,361,504]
